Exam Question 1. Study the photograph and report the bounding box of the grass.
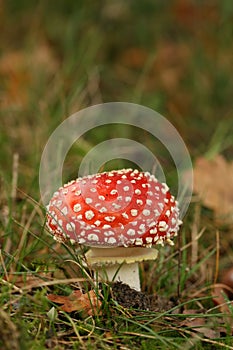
[1,1,233,349]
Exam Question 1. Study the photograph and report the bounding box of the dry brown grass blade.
[214,230,220,285]
[190,203,201,267]
[1,275,87,294]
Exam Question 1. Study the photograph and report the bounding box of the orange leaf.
[212,285,233,315]
[47,289,102,316]
[193,155,233,223]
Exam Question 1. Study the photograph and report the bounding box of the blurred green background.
[0,0,232,195]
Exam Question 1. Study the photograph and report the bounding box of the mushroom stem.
[85,247,158,291]
[96,262,140,291]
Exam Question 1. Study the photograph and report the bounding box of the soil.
[111,282,177,312]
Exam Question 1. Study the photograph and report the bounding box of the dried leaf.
[221,267,233,298]
[184,319,219,339]
[193,155,233,223]
[181,309,228,338]
[212,268,233,314]
[211,267,233,332]
[47,290,102,316]
[212,285,233,314]
[4,272,52,290]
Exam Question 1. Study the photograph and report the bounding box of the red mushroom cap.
[46,169,182,247]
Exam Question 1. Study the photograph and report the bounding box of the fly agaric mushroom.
[46,169,182,291]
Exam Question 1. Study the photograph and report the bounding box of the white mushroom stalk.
[46,169,182,291]
[86,247,158,291]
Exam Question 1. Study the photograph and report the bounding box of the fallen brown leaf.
[193,155,233,223]
[221,267,233,299]
[210,267,233,334]
[212,284,233,314]
[4,272,53,290]
[48,289,102,316]
[181,309,230,338]
[211,284,233,336]
[212,267,233,314]
[181,317,220,339]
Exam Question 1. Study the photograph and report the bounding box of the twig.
[214,230,220,285]
[4,153,19,254]
[0,249,9,281]
[177,226,182,299]
[191,203,201,267]
[11,153,19,208]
